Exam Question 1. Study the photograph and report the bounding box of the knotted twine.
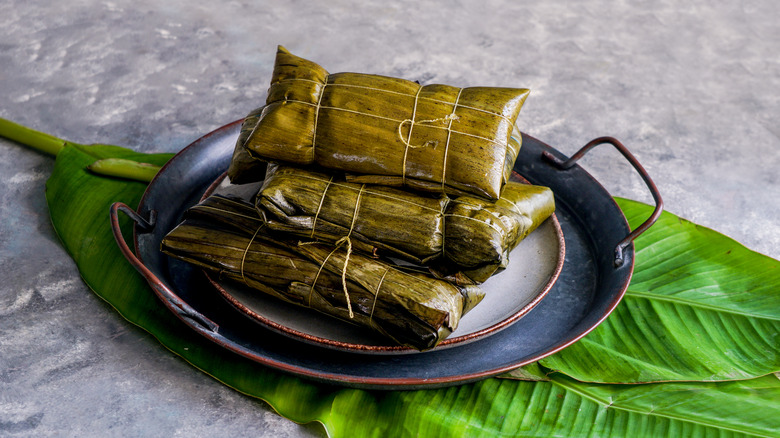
[302,183,367,319]
[397,86,463,190]
[237,184,390,321]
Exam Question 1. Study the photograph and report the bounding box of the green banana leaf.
[19,130,779,437]
[369,374,780,437]
[539,199,780,383]
[45,144,176,326]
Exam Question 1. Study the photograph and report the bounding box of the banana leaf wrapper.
[257,164,555,284]
[160,195,484,351]
[227,106,267,184]
[439,181,556,283]
[229,45,530,200]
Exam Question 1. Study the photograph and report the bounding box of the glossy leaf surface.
[540,199,780,383]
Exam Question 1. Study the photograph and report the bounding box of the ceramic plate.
[201,174,565,354]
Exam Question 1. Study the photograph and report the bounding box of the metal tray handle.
[542,137,664,267]
[109,202,220,333]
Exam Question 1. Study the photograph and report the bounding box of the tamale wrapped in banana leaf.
[228,46,530,200]
[160,195,484,351]
[257,163,555,284]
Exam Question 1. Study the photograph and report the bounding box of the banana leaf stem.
[0,117,78,156]
[1,117,161,183]
[88,158,161,183]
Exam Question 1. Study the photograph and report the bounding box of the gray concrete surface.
[1,1,778,436]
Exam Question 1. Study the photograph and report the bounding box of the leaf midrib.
[625,290,780,321]
[555,338,690,380]
[551,378,775,438]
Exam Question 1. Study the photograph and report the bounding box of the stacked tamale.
[256,163,555,284]
[227,46,528,200]
[161,46,556,351]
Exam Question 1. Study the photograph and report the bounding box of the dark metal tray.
[111,120,662,390]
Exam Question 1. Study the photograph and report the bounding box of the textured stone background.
[1,1,778,436]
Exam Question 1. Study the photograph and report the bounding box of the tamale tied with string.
[228,46,530,200]
[257,164,555,284]
[160,195,484,351]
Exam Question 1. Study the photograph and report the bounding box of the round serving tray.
[201,173,565,354]
[111,120,662,390]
